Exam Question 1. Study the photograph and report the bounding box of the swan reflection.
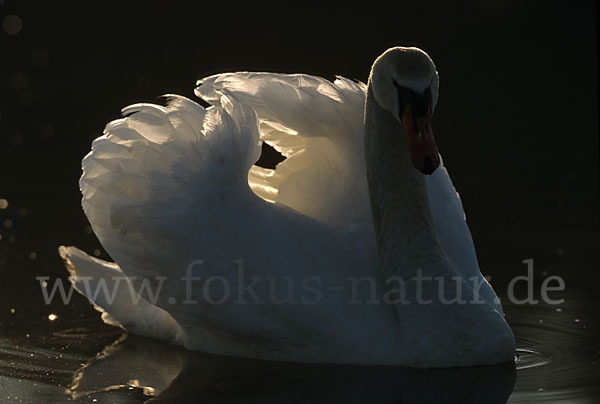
[69,334,516,403]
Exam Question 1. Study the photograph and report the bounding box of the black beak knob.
[421,156,435,175]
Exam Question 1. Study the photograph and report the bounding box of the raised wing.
[80,92,264,288]
[78,87,383,348]
[196,73,372,226]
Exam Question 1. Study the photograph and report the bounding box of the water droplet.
[29,251,37,260]
[0,199,9,209]
[574,318,581,323]
[555,307,562,313]
[3,15,23,35]
[93,249,101,257]
[48,314,57,321]
[3,219,13,229]
[10,308,15,314]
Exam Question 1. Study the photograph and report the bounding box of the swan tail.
[59,246,181,341]
[196,73,372,225]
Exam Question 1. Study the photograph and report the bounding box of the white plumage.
[61,48,514,367]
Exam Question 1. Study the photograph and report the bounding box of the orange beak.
[401,103,440,175]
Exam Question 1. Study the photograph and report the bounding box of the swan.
[59,46,515,367]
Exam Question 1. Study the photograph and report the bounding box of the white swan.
[60,47,515,367]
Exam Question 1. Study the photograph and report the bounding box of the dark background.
[0,1,597,326]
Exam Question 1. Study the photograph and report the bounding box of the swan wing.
[80,93,262,283]
[196,73,372,226]
[78,91,384,350]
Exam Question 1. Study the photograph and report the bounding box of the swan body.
[60,47,515,367]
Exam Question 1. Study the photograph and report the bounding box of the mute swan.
[60,46,515,367]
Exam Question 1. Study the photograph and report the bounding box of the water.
[509,301,600,403]
[0,283,598,403]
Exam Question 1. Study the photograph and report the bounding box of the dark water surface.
[0,297,598,403]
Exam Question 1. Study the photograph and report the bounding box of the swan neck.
[364,83,444,279]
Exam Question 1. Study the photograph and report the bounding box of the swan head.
[370,47,440,175]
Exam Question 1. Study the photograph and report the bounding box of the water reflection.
[68,334,516,404]
[69,334,185,399]
[1,293,598,403]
